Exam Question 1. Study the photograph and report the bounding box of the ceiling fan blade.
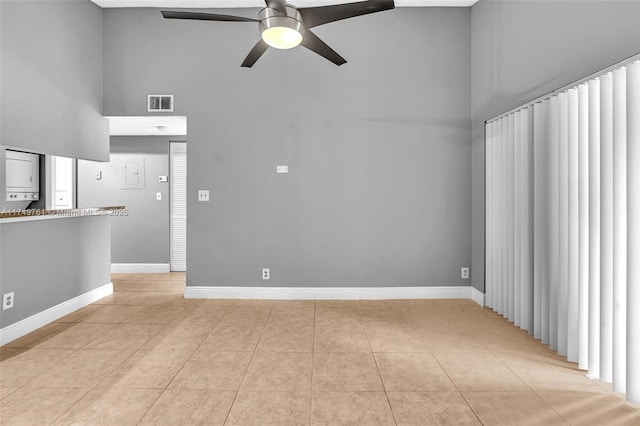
[161,11,257,23]
[298,0,395,28]
[241,39,270,68]
[301,30,346,66]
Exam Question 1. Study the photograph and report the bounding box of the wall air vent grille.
[147,94,174,112]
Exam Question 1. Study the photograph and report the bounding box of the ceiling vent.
[147,94,174,112]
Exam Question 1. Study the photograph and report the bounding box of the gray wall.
[103,7,472,288]
[0,216,111,328]
[78,136,176,264]
[0,0,109,161]
[470,0,640,292]
[0,0,111,332]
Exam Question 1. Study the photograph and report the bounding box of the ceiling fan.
[161,0,395,68]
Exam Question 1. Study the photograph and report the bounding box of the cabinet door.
[6,158,34,189]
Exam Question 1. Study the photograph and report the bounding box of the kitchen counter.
[0,206,127,223]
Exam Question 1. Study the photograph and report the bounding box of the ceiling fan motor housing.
[259,5,305,47]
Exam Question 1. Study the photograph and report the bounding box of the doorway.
[50,156,75,209]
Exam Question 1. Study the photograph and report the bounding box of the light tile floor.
[1,272,639,425]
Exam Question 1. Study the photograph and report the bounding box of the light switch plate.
[276,165,288,174]
[198,190,210,202]
[156,192,162,201]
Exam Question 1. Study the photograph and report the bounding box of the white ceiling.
[91,0,478,8]
[106,116,187,136]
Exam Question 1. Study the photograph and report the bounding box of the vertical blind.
[485,60,640,403]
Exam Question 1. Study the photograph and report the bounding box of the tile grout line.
[134,341,202,423]
[109,283,191,425]
[370,349,399,426]
[309,301,317,425]
[48,324,139,424]
[137,291,228,425]
[360,306,401,424]
[2,306,112,419]
[3,346,83,415]
[36,386,93,426]
[419,330,486,426]
[134,386,167,425]
[484,342,573,425]
[220,303,274,425]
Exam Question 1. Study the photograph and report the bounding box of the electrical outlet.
[3,292,14,310]
[262,268,270,280]
[198,190,210,202]
[461,267,470,280]
[276,165,288,174]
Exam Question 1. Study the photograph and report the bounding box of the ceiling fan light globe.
[259,7,305,50]
[262,26,303,49]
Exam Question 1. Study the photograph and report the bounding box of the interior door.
[51,156,75,209]
[6,158,34,189]
[170,142,187,271]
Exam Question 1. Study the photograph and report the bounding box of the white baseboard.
[184,285,473,300]
[111,263,170,273]
[0,282,113,346]
[471,287,485,307]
